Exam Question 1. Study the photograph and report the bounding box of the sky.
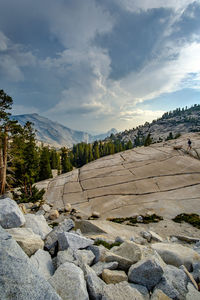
[0,0,200,133]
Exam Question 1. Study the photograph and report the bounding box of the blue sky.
[0,0,200,133]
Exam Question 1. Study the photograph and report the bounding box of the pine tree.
[39,146,52,181]
[61,147,73,173]
[93,141,100,160]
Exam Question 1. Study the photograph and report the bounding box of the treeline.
[60,139,133,171]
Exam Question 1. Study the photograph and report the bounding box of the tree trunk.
[0,127,8,195]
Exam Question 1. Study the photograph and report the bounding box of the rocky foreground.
[1,197,200,299]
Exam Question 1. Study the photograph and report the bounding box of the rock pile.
[0,197,200,299]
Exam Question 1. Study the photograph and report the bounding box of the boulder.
[111,241,142,264]
[186,283,200,300]
[58,231,94,251]
[87,244,106,264]
[102,269,127,284]
[6,227,44,256]
[0,225,61,300]
[102,281,144,300]
[103,251,133,271]
[83,264,105,300]
[25,214,52,240]
[57,249,76,268]
[30,249,54,280]
[0,197,25,229]
[49,262,89,300]
[152,243,200,271]
[154,265,188,300]
[151,289,171,300]
[44,218,75,256]
[92,261,118,276]
[75,249,95,266]
[129,283,150,300]
[128,258,164,291]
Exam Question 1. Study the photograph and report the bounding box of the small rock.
[173,235,200,243]
[30,249,54,280]
[149,231,163,242]
[141,231,152,242]
[49,210,59,220]
[49,262,89,300]
[92,261,119,276]
[25,214,52,240]
[18,203,27,214]
[102,269,128,284]
[65,203,72,212]
[58,231,94,251]
[137,215,143,222]
[0,197,26,229]
[170,236,178,243]
[115,236,125,243]
[6,227,44,256]
[41,203,51,212]
[128,258,164,291]
[91,211,100,218]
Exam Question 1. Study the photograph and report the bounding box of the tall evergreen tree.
[61,147,73,173]
[39,146,52,181]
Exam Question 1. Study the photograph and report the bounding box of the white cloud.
[115,0,197,12]
[0,31,36,82]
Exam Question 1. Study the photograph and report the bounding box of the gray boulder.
[186,283,200,300]
[57,248,76,268]
[92,261,118,276]
[25,214,52,240]
[49,262,89,300]
[0,225,61,300]
[83,264,105,300]
[111,241,142,264]
[154,265,188,300]
[129,283,149,299]
[45,218,75,256]
[0,197,25,229]
[87,244,106,264]
[102,281,144,300]
[128,258,164,291]
[58,231,94,251]
[75,249,95,266]
[30,249,54,280]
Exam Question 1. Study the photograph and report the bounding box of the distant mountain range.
[11,113,117,148]
[109,104,200,144]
